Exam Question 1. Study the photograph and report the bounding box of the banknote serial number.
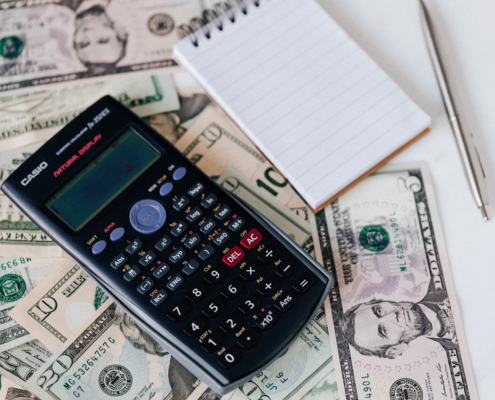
[64,337,115,390]
[1,258,31,270]
[361,373,372,398]
[390,214,407,264]
[255,371,288,391]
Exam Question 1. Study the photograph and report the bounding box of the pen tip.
[481,204,490,221]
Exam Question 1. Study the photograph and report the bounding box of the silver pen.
[419,0,490,221]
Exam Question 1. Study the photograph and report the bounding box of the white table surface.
[314,0,495,398]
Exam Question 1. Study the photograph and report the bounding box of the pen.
[419,0,490,221]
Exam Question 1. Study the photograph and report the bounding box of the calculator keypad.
[94,168,325,382]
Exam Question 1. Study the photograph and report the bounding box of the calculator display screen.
[45,128,160,231]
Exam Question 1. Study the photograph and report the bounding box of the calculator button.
[110,253,127,270]
[204,264,227,284]
[169,247,186,264]
[240,229,262,249]
[257,275,279,296]
[188,182,204,197]
[222,246,244,267]
[151,289,168,307]
[166,274,184,291]
[159,182,173,197]
[139,250,156,267]
[155,235,172,252]
[293,273,314,293]
[186,282,208,303]
[126,239,142,255]
[171,221,187,237]
[255,309,279,330]
[198,244,215,260]
[218,347,242,369]
[237,328,261,349]
[185,233,201,249]
[213,231,230,246]
[153,263,170,279]
[274,290,297,312]
[137,277,154,294]
[219,313,243,334]
[173,167,187,181]
[201,331,224,354]
[228,216,245,232]
[123,265,140,282]
[258,246,279,263]
[200,219,216,234]
[186,207,203,222]
[129,199,166,234]
[201,193,217,208]
[221,279,244,299]
[215,205,231,220]
[183,316,206,338]
[239,262,262,281]
[202,297,225,318]
[238,293,261,315]
[173,196,189,211]
[275,262,297,278]
[166,301,189,322]
[182,259,200,276]
[110,227,125,241]
[92,240,107,255]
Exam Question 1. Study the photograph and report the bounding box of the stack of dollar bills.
[0,2,478,400]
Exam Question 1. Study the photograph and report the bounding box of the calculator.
[1,96,332,394]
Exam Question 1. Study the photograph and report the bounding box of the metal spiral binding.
[178,0,262,47]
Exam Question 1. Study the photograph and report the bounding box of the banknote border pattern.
[315,167,472,400]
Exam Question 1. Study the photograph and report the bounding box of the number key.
[201,331,224,354]
[186,283,208,303]
[204,264,227,285]
[218,347,242,369]
[183,316,206,338]
[221,279,244,300]
[238,293,261,315]
[202,297,224,318]
[219,312,243,334]
[166,301,189,322]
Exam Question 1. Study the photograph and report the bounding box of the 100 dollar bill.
[310,163,478,400]
[0,0,203,93]
[0,74,180,151]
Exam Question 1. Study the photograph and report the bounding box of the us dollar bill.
[230,308,333,400]
[0,0,204,94]
[0,74,180,151]
[0,257,64,352]
[27,302,203,400]
[0,340,53,389]
[301,371,338,400]
[0,144,65,258]
[310,163,479,400]
[174,108,310,220]
[0,372,42,400]
[217,167,313,256]
[9,259,111,352]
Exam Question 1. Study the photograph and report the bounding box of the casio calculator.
[1,96,332,394]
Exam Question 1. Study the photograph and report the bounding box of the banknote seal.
[358,225,389,252]
[389,378,423,400]
[0,275,26,302]
[98,365,133,396]
[148,14,174,36]
[0,36,24,59]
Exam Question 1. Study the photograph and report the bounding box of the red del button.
[223,246,245,267]
[240,229,262,249]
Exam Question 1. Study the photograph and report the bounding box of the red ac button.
[223,246,245,267]
[240,229,262,250]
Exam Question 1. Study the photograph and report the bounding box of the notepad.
[173,0,431,211]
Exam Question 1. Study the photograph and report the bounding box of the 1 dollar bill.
[310,163,478,400]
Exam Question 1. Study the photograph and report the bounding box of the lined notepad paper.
[174,0,431,211]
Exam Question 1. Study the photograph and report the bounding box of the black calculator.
[1,96,332,394]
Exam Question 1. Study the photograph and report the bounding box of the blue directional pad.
[129,199,166,234]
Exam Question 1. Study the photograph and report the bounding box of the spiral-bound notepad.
[174,0,431,211]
